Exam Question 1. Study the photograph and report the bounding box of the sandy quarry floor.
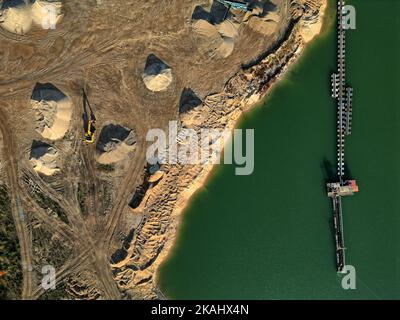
[0,0,325,300]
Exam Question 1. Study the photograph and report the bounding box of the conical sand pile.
[244,1,281,36]
[96,123,137,165]
[191,9,238,58]
[0,0,32,35]
[31,83,72,141]
[142,54,173,92]
[29,141,60,176]
[0,0,63,35]
[31,0,63,28]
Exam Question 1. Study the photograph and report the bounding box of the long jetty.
[327,0,358,273]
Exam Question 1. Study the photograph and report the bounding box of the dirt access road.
[0,0,305,299]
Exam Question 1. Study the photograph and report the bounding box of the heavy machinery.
[82,89,96,144]
[84,116,96,144]
[216,0,252,20]
[217,0,251,11]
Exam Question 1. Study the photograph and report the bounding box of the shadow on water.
[321,157,336,183]
[320,158,355,183]
[344,164,354,181]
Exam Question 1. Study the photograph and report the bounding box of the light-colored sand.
[192,19,219,39]
[192,19,238,58]
[215,20,237,58]
[31,1,63,28]
[0,0,32,35]
[241,1,283,36]
[246,10,280,36]
[300,1,327,43]
[148,170,164,183]
[31,84,73,141]
[0,0,63,35]
[97,142,135,165]
[191,1,286,59]
[96,124,136,165]
[155,1,330,291]
[142,57,173,92]
[30,142,60,176]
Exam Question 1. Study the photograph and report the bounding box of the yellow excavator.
[82,89,96,144]
[84,116,96,144]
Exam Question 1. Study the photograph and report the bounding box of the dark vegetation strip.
[0,184,22,299]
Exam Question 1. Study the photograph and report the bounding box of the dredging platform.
[327,0,359,273]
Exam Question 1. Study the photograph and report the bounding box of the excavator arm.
[82,89,96,144]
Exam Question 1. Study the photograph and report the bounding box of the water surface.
[158,0,399,299]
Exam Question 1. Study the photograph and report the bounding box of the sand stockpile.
[0,0,32,35]
[215,20,238,58]
[142,54,173,92]
[179,89,204,127]
[148,171,164,184]
[0,0,63,35]
[96,123,137,165]
[179,88,202,114]
[191,7,239,59]
[29,141,60,176]
[31,83,72,141]
[243,1,282,36]
[192,19,238,58]
[31,0,63,28]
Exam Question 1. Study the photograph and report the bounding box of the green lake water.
[158,0,400,299]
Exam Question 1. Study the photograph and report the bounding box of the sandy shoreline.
[300,0,328,44]
[153,0,329,297]
[0,0,332,301]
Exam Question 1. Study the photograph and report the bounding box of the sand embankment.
[300,0,328,43]
[153,0,329,297]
